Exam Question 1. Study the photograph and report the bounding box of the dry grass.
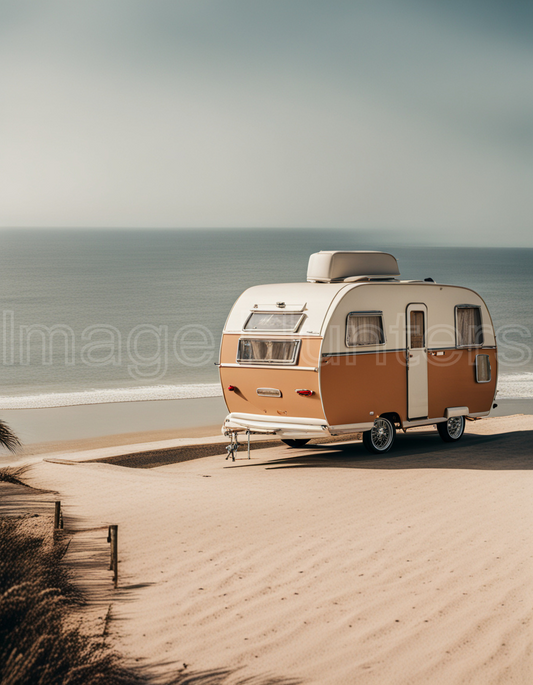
[0,466,30,487]
[0,513,298,685]
[0,515,145,684]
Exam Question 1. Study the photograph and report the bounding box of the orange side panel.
[427,348,497,416]
[320,351,408,426]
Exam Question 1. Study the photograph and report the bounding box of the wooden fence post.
[107,525,118,588]
[54,501,61,530]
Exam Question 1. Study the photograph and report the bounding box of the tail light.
[227,385,237,392]
[296,389,314,396]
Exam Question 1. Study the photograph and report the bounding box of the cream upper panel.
[223,282,349,335]
[321,282,496,354]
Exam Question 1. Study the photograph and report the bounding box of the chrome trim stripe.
[427,346,497,351]
[322,346,497,358]
[322,348,405,358]
[220,363,318,371]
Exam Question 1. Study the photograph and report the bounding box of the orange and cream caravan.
[219,251,498,457]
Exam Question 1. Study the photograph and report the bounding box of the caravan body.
[219,251,497,453]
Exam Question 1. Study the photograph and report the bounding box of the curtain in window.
[346,315,384,346]
[409,311,425,348]
[457,307,483,346]
[238,339,299,363]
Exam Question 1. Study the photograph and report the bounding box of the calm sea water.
[0,229,532,407]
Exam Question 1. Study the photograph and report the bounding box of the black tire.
[437,416,465,442]
[281,439,310,448]
[362,417,396,454]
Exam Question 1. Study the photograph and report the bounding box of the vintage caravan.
[219,251,498,456]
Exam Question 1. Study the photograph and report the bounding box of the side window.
[475,354,491,383]
[346,312,385,347]
[456,306,483,347]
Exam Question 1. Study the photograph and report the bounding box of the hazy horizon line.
[1,225,532,249]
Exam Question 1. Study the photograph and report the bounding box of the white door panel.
[407,304,428,419]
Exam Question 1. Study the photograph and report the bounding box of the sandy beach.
[9,412,531,684]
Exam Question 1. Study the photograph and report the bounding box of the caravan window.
[409,311,425,348]
[456,306,483,347]
[237,338,301,365]
[244,311,304,332]
[475,354,491,383]
[346,312,385,347]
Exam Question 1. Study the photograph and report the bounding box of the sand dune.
[25,415,533,684]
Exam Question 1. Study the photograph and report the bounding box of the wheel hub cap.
[448,417,463,439]
[371,419,393,450]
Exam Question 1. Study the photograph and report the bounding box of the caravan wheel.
[281,439,310,448]
[363,417,396,454]
[437,416,465,442]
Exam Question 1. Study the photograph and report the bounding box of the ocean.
[0,229,532,408]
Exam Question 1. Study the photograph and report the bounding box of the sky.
[0,0,532,245]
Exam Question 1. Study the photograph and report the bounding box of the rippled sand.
[26,415,533,685]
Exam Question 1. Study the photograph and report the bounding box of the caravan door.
[406,303,428,419]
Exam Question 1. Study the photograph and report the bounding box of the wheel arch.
[379,411,402,428]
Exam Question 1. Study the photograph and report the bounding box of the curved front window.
[244,311,304,332]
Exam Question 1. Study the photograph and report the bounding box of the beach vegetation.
[0,512,299,684]
[0,466,28,486]
[0,514,143,684]
[0,418,21,453]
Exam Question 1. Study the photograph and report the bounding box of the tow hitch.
[225,430,252,461]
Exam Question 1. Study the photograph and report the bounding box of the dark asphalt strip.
[89,434,362,469]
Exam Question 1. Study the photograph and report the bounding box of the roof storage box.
[306,251,400,283]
